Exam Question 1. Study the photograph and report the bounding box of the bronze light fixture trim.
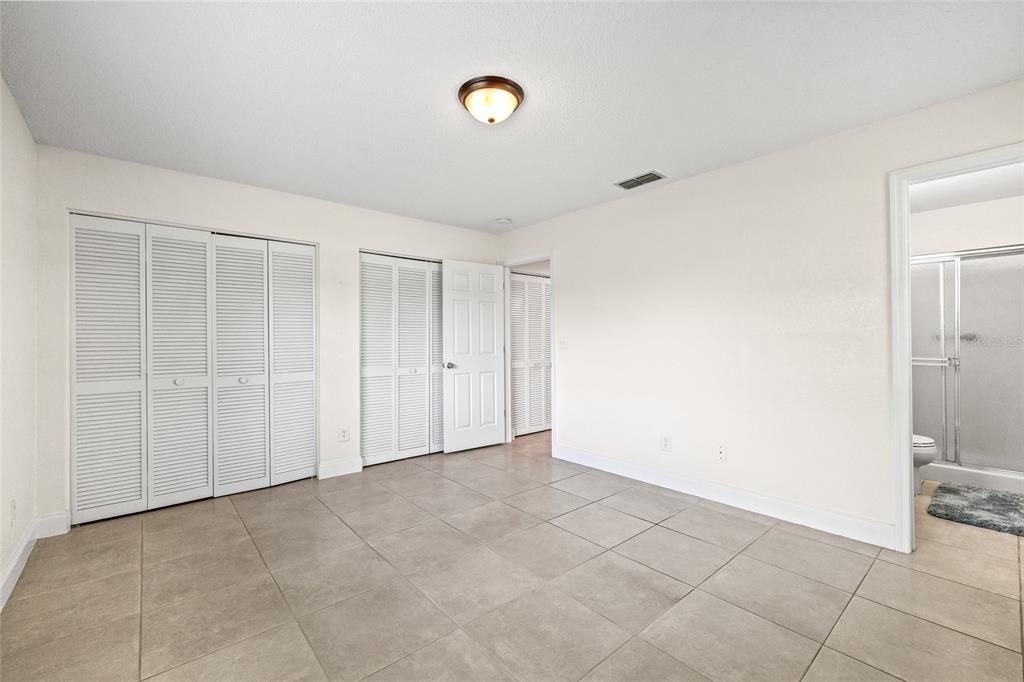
[458,75,525,125]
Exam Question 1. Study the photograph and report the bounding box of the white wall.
[512,258,550,276]
[911,195,1024,256]
[502,80,1024,548]
[1,80,38,583]
[34,146,498,523]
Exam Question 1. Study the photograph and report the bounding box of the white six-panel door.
[71,215,149,524]
[442,260,506,452]
[510,273,552,437]
[269,241,318,484]
[213,234,270,496]
[146,224,214,509]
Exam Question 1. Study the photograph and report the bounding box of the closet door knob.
[173,378,184,386]
[238,377,249,384]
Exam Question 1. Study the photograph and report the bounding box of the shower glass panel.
[958,252,1024,472]
[911,260,956,462]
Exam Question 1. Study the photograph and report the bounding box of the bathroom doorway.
[891,143,1024,552]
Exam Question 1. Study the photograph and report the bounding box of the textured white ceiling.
[911,163,1024,213]
[3,2,1022,232]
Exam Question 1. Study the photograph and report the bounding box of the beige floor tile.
[776,521,881,558]
[272,543,400,616]
[552,552,691,633]
[148,623,326,682]
[356,459,429,482]
[695,500,779,527]
[489,522,604,579]
[599,485,699,523]
[468,451,522,471]
[505,457,582,484]
[0,614,140,682]
[299,579,457,681]
[249,510,364,570]
[614,526,734,585]
[431,458,502,484]
[143,510,249,566]
[464,585,630,681]
[550,503,652,548]
[827,597,1022,682]
[462,444,511,461]
[230,486,326,525]
[551,471,638,501]
[407,482,492,516]
[879,538,1020,599]
[640,590,818,682]
[700,555,850,642]
[742,529,872,592]
[408,546,544,624]
[460,470,543,499]
[444,501,542,543]
[142,536,267,610]
[309,471,383,495]
[857,560,1021,651]
[1,569,140,655]
[582,639,710,681]
[368,519,479,575]
[915,512,1019,561]
[145,496,241,534]
[11,532,142,600]
[502,485,590,520]
[315,483,400,516]
[376,470,455,498]
[365,630,514,681]
[802,648,899,682]
[336,496,435,539]
[662,504,772,551]
[141,573,292,677]
[32,514,140,560]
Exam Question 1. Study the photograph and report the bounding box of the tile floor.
[2,439,1022,681]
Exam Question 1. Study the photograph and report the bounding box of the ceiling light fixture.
[458,75,524,125]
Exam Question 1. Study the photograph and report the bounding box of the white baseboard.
[555,445,900,551]
[1,511,70,609]
[318,456,363,479]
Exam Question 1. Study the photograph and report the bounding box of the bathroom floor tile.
[878,538,1020,599]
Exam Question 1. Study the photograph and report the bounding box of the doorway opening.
[891,144,1024,552]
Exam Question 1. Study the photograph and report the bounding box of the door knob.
[445,362,456,369]
[173,378,184,386]
[238,377,249,384]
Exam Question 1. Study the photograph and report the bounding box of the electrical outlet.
[717,445,727,462]
[338,427,350,443]
[661,435,672,453]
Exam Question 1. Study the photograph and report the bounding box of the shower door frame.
[911,244,1024,468]
[889,142,1024,554]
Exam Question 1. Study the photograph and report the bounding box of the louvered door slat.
[429,263,444,453]
[71,215,147,523]
[396,261,429,456]
[146,224,213,509]
[270,241,317,484]
[213,235,270,496]
[509,273,552,437]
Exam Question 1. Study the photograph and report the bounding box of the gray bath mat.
[928,482,1024,536]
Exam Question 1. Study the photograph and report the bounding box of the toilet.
[913,434,938,494]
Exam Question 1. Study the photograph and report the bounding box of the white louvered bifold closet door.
[71,215,148,524]
[428,262,444,453]
[213,235,270,496]
[269,241,318,484]
[146,224,214,509]
[510,273,552,436]
[359,253,435,465]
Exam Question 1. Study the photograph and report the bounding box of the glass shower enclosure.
[911,246,1024,482]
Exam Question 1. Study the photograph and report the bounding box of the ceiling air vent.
[616,171,665,190]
